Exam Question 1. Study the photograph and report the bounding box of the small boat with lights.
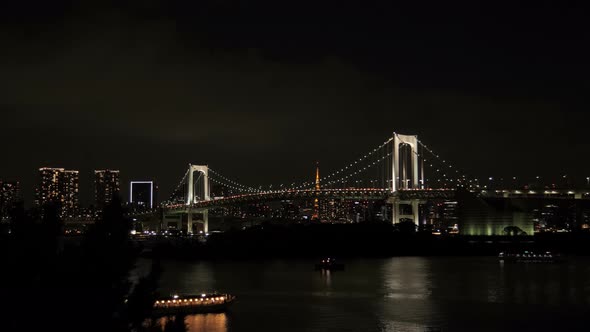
[315,258,345,271]
[152,293,236,315]
[498,251,564,263]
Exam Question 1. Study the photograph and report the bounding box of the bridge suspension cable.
[416,138,475,189]
[208,175,261,195]
[207,136,394,193]
[285,137,394,191]
[165,133,478,206]
[165,168,190,204]
[320,150,393,188]
[209,168,261,193]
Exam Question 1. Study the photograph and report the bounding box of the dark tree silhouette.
[396,220,417,234]
[128,259,163,330]
[503,226,527,236]
[0,194,158,332]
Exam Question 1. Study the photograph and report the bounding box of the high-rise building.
[95,169,120,208]
[35,168,79,217]
[60,170,79,217]
[36,168,63,207]
[0,180,20,220]
[129,181,155,209]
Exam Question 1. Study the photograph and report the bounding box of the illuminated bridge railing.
[395,189,457,200]
[478,189,590,200]
[163,188,391,211]
[162,188,460,212]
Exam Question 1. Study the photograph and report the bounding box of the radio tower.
[312,162,320,220]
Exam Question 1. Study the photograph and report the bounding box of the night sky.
[1,1,588,205]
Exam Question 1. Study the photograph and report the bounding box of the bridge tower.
[187,164,210,204]
[186,164,210,234]
[392,133,421,191]
[389,133,424,227]
[163,164,211,234]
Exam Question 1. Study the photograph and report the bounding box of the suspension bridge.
[159,133,473,233]
[150,131,590,235]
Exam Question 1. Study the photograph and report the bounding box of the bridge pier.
[187,212,193,234]
[192,210,208,234]
[388,197,421,226]
[162,214,182,231]
[187,209,209,234]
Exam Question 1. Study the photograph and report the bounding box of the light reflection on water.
[144,257,590,332]
[153,313,228,332]
[320,269,332,288]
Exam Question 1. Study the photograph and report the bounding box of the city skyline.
[4,162,590,209]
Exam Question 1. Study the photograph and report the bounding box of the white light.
[130,181,154,209]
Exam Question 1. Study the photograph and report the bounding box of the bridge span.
[155,132,590,234]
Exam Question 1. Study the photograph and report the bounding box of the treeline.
[0,197,173,332]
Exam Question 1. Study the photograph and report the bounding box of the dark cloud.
[1,1,588,204]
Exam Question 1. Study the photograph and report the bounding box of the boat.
[152,293,236,315]
[498,250,564,263]
[315,258,345,271]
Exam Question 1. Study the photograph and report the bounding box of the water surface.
[151,257,590,331]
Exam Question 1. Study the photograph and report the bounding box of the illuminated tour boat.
[498,251,563,263]
[152,293,236,315]
[315,258,345,271]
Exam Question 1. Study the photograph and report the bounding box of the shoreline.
[142,223,590,261]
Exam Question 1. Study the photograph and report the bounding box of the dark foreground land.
[0,200,166,332]
[149,222,590,260]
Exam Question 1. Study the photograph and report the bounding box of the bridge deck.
[162,188,457,213]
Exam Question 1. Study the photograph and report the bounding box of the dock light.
[201,294,206,297]
[173,295,179,299]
